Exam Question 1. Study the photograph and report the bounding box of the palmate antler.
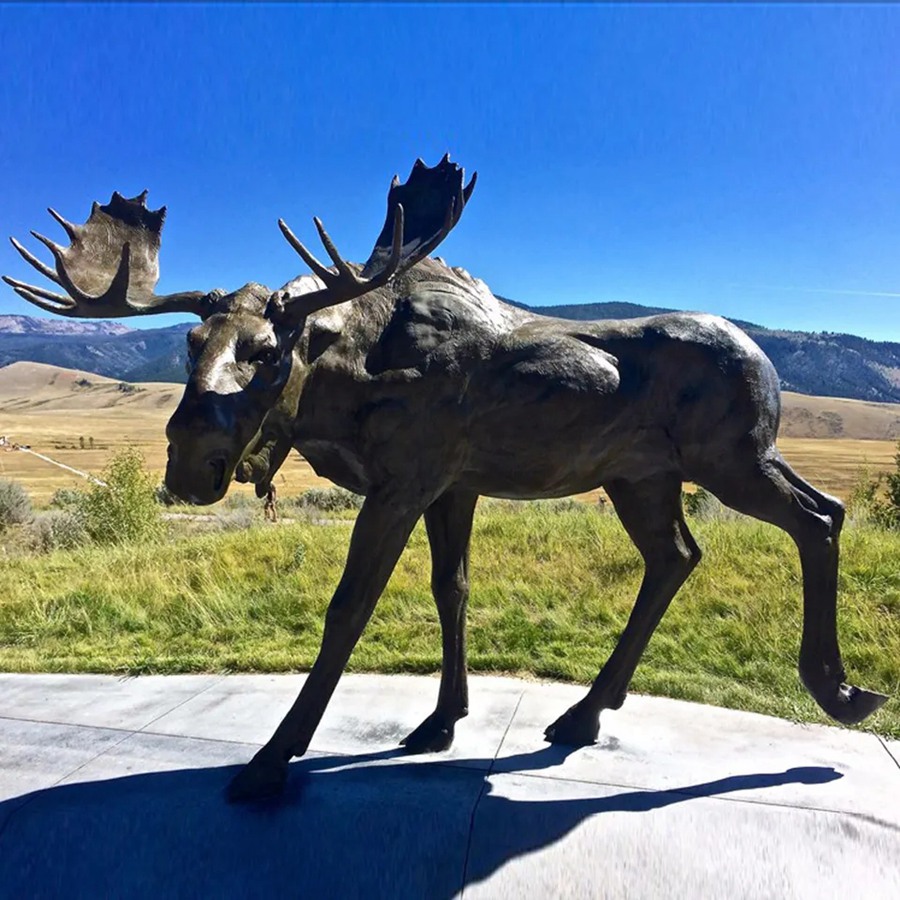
[271,154,477,322]
[3,192,209,319]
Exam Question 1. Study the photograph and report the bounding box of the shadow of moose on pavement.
[0,745,844,900]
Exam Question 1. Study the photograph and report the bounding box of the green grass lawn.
[1,502,897,737]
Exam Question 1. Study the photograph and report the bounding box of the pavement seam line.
[458,689,525,899]
[0,679,234,850]
[875,735,900,772]
[0,676,228,739]
[136,675,227,733]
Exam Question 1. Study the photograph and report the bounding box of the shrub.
[288,542,307,571]
[0,480,32,530]
[49,487,86,511]
[78,448,163,545]
[28,510,88,552]
[292,486,364,512]
[224,492,256,510]
[682,486,742,521]
[212,508,256,531]
[847,442,900,529]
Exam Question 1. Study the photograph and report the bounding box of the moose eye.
[251,347,278,366]
[186,332,204,359]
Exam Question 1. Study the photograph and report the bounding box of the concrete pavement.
[0,673,897,898]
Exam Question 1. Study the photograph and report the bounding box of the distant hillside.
[0,361,180,413]
[0,322,188,383]
[2,303,900,403]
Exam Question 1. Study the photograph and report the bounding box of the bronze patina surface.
[5,157,887,802]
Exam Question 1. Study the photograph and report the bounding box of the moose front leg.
[227,495,424,803]
[400,489,478,753]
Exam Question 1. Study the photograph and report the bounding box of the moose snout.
[165,401,242,504]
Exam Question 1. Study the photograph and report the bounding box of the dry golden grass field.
[1,361,898,505]
[0,362,331,506]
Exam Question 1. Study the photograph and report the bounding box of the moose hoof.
[801,667,889,727]
[826,685,889,726]
[226,752,288,804]
[400,714,456,754]
[544,705,600,746]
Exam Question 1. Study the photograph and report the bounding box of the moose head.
[4,157,476,504]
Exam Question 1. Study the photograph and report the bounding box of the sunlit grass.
[0,503,897,737]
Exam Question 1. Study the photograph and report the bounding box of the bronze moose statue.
[4,157,887,802]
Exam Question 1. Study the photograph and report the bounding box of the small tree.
[78,448,163,545]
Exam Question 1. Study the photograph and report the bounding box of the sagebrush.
[292,486,364,512]
[28,510,88,552]
[0,480,32,530]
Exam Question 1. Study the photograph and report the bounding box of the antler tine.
[352,203,405,288]
[383,203,405,278]
[277,219,334,283]
[1,276,77,314]
[29,230,93,303]
[47,208,80,243]
[463,171,477,203]
[10,237,61,285]
[312,217,357,278]
[30,230,66,264]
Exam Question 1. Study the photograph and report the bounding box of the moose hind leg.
[401,489,478,753]
[700,450,887,725]
[545,473,701,745]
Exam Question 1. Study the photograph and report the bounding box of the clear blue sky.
[1,3,899,340]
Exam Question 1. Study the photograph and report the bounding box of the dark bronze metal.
[5,157,887,803]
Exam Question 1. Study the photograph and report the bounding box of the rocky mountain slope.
[0,321,188,383]
[0,315,131,336]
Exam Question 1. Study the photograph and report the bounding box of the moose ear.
[306,319,342,363]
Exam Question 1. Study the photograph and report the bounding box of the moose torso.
[290,258,782,500]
